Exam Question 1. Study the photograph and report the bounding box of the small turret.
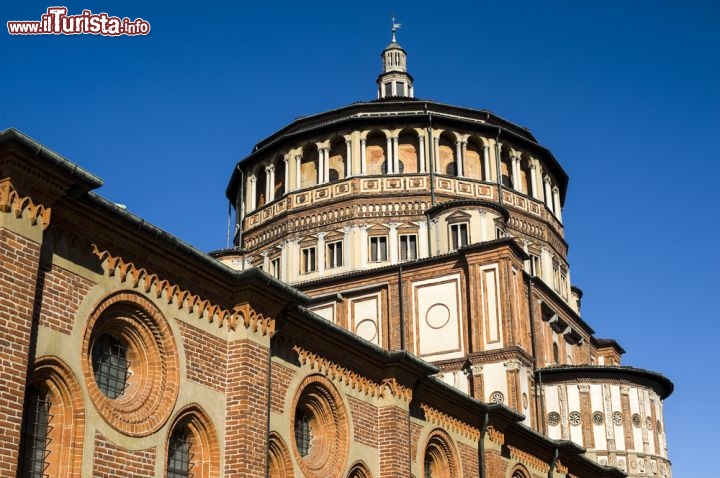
[377,18,414,99]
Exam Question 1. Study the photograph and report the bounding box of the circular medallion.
[547,412,560,426]
[355,319,378,342]
[425,303,451,329]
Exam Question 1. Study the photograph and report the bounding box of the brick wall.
[270,361,294,414]
[410,421,423,462]
[178,320,227,392]
[225,338,270,477]
[0,228,41,477]
[459,441,480,478]
[484,449,507,478]
[39,263,94,334]
[348,396,378,448]
[378,405,410,477]
[93,432,155,477]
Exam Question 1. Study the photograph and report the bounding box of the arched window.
[437,134,456,176]
[553,342,560,365]
[167,427,193,478]
[398,130,419,173]
[500,149,513,188]
[365,132,386,175]
[464,138,483,180]
[19,357,85,477]
[268,433,294,478]
[328,138,347,182]
[255,167,267,208]
[165,405,220,478]
[301,145,319,188]
[19,385,52,477]
[511,464,531,478]
[422,429,458,478]
[347,461,372,478]
[273,156,286,198]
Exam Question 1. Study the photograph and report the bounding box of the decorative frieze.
[293,345,412,402]
[91,245,273,333]
[0,178,52,229]
[507,445,550,473]
[486,425,505,445]
[420,404,480,441]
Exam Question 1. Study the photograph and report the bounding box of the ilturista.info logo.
[7,7,150,36]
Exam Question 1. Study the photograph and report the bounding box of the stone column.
[543,175,553,212]
[388,222,399,264]
[418,135,426,173]
[511,155,521,192]
[529,159,539,199]
[386,137,394,174]
[392,136,400,173]
[249,175,257,211]
[345,139,353,176]
[360,139,367,175]
[455,140,464,177]
[283,155,290,193]
[317,147,327,184]
[433,137,440,173]
[316,232,326,274]
[552,187,562,221]
[295,155,302,190]
[483,144,491,181]
[265,165,275,202]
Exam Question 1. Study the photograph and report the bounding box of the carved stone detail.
[292,345,411,402]
[420,404,480,440]
[507,445,550,473]
[0,178,52,229]
[486,425,505,445]
[91,245,271,333]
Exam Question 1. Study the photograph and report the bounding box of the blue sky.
[3,1,718,475]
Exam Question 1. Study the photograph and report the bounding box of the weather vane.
[391,16,401,43]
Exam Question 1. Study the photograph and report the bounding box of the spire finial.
[391,16,401,43]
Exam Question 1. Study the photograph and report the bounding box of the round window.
[82,292,179,436]
[291,375,348,478]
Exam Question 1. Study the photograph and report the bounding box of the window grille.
[295,411,312,457]
[20,389,52,478]
[167,428,193,478]
[92,334,131,399]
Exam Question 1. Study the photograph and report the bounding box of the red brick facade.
[0,227,40,478]
[94,432,156,478]
[0,129,641,478]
